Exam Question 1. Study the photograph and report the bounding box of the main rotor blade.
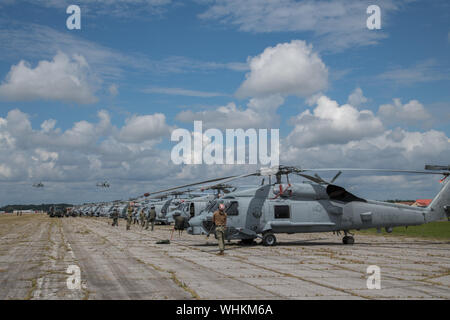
[296,173,326,184]
[301,168,450,175]
[330,171,342,184]
[425,165,450,171]
[313,173,327,184]
[144,172,259,197]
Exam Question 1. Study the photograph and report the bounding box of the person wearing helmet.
[212,203,227,255]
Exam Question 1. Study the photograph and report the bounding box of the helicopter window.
[226,201,239,216]
[190,203,195,218]
[326,185,367,203]
[274,205,290,219]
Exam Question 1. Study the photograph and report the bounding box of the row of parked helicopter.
[57,165,450,246]
[66,185,232,227]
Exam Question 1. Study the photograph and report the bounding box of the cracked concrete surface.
[0,214,449,300]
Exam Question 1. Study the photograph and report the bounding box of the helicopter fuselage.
[187,182,446,241]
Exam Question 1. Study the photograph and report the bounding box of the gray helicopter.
[137,190,207,224]
[165,184,236,223]
[145,165,450,246]
[96,181,110,188]
[32,182,44,188]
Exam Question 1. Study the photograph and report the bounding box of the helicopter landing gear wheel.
[262,233,277,246]
[342,236,355,245]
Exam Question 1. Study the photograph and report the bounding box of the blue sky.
[0,0,449,205]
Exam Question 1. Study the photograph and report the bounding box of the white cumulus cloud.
[236,40,328,99]
[176,95,285,129]
[0,52,99,104]
[286,95,384,148]
[378,98,432,125]
[347,87,368,107]
[118,113,172,143]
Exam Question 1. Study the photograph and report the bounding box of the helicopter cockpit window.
[274,205,290,219]
[226,201,239,216]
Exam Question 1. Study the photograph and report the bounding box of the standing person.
[212,203,227,255]
[133,208,139,225]
[174,214,185,237]
[145,206,156,231]
[139,208,145,228]
[111,207,119,227]
[126,202,133,230]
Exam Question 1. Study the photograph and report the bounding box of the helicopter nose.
[187,215,210,235]
[188,215,201,227]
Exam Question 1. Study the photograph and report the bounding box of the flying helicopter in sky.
[143,165,450,246]
[96,181,110,188]
[32,182,44,188]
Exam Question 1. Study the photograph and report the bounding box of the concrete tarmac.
[0,214,449,300]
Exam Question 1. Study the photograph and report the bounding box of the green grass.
[356,221,450,240]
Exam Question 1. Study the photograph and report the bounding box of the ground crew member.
[145,206,156,231]
[111,207,119,227]
[126,202,133,230]
[139,208,145,227]
[133,208,139,225]
[212,203,227,255]
[174,214,185,237]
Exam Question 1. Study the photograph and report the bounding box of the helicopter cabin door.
[244,185,272,233]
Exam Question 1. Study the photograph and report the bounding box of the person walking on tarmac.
[212,203,227,255]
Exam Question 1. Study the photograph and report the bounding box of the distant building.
[395,201,415,206]
[13,210,34,214]
[412,199,432,207]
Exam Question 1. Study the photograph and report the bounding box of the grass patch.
[169,271,200,299]
[357,221,450,240]
[75,230,90,235]
[24,278,37,300]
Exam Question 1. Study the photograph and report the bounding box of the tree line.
[0,204,73,212]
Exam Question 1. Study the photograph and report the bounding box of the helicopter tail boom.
[427,180,450,222]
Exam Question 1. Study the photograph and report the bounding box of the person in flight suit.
[174,214,185,237]
[126,202,134,230]
[212,203,227,255]
[145,206,156,231]
[139,208,146,228]
[133,208,139,225]
[111,207,119,227]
